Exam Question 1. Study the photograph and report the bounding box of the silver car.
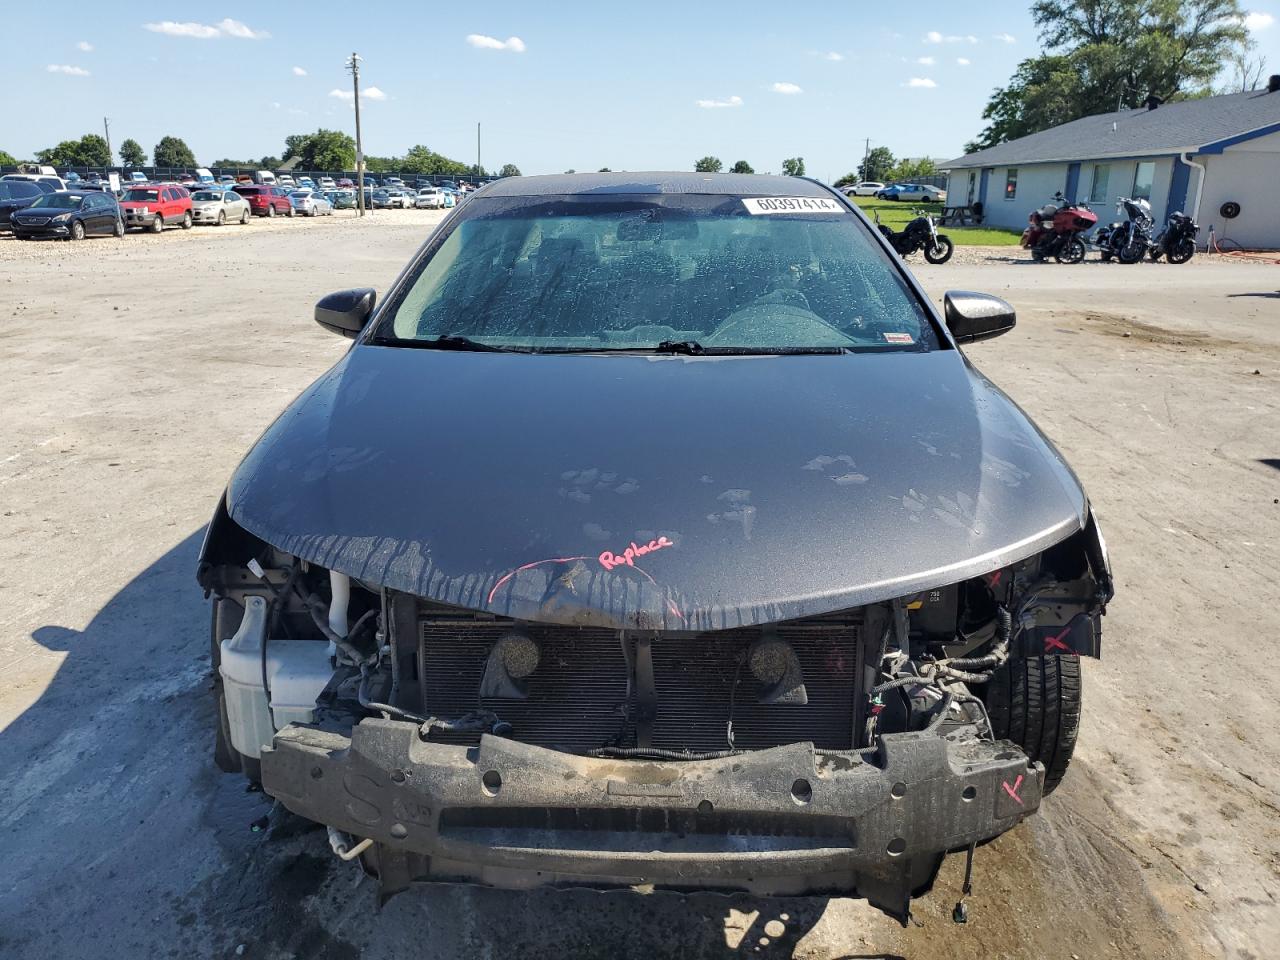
[189,189,251,226]
[290,189,333,217]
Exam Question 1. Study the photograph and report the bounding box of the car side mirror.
[943,290,1016,344]
[315,288,376,338]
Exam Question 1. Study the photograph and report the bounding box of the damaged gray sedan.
[198,173,1113,921]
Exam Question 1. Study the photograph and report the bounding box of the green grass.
[851,197,1023,246]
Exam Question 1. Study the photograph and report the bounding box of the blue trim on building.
[978,168,990,207]
[1197,121,1280,154]
[1065,162,1081,201]
[1165,156,1191,217]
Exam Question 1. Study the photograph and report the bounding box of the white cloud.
[824,51,844,61]
[1241,11,1275,30]
[292,66,307,76]
[994,32,1017,43]
[466,34,526,52]
[905,77,937,88]
[271,101,281,109]
[926,30,979,44]
[696,95,743,108]
[47,64,90,76]
[329,86,388,105]
[771,81,803,94]
[956,57,971,66]
[216,18,270,39]
[917,56,936,65]
[77,40,93,52]
[142,19,269,39]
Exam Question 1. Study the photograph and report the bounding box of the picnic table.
[939,205,983,226]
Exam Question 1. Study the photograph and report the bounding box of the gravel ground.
[1,210,1277,960]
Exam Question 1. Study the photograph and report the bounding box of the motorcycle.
[1021,192,1096,263]
[873,209,954,264]
[1094,197,1153,264]
[1148,211,1199,264]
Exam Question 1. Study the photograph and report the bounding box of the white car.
[317,177,337,191]
[877,183,947,203]
[189,188,251,225]
[289,189,333,217]
[278,175,296,188]
[415,187,446,209]
[842,181,885,197]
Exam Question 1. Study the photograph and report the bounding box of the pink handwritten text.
[599,537,674,571]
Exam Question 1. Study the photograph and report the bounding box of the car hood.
[227,347,1087,630]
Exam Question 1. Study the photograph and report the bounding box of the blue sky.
[10,1,1280,177]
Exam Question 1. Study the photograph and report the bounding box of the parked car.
[297,177,316,189]
[389,188,417,209]
[842,181,885,197]
[178,173,196,185]
[370,188,393,209]
[233,184,293,218]
[337,178,354,189]
[330,190,357,210]
[128,171,149,185]
[415,186,446,209]
[217,175,237,186]
[190,189,252,226]
[876,183,946,203]
[200,172,1112,924]
[3,173,68,193]
[0,180,50,231]
[10,190,123,240]
[277,175,296,188]
[289,189,333,217]
[119,183,192,232]
[317,176,337,191]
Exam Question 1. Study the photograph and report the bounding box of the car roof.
[477,171,836,199]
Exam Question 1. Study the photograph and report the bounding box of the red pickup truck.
[232,184,294,218]
[119,184,192,233]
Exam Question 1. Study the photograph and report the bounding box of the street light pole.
[103,117,112,166]
[347,52,365,216]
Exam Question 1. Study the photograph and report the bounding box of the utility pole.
[476,122,481,180]
[347,52,365,216]
[103,117,112,166]
[863,138,871,179]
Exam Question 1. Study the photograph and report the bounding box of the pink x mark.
[1002,774,1024,806]
[1044,626,1073,654]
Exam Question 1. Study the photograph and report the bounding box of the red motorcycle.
[1021,192,1097,263]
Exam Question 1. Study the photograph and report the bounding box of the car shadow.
[0,528,902,960]
[1226,291,1280,299]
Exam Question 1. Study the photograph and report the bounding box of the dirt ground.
[1,210,1277,960]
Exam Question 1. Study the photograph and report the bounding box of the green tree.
[564,169,576,174]
[597,167,612,172]
[887,157,939,182]
[0,149,17,167]
[119,138,146,166]
[969,0,1250,151]
[36,133,112,167]
[498,163,522,177]
[694,156,723,173]
[730,160,754,174]
[833,172,858,187]
[857,146,895,181]
[153,136,196,168]
[259,155,281,169]
[781,157,805,176]
[400,144,470,176]
[280,130,356,171]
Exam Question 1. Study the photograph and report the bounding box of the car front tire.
[70,220,86,241]
[181,212,192,230]
[983,654,1082,795]
[151,216,164,234]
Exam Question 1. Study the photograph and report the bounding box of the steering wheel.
[703,290,852,348]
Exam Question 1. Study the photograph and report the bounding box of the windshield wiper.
[373,333,515,352]
[654,340,705,355]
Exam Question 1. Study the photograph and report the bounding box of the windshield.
[31,194,84,209]
[374,194,937,353]
[124,189,160,202]
[0,182,40,200]
[191,191,220,201]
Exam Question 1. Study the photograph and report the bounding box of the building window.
[1004,168,1017,199]
[1089,164,1110,203]
[1132,161,1155,201]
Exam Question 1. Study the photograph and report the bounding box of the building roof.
[944,88,1280,169]
[478,172,835,198]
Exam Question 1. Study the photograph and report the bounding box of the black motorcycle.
[1148,211,1199,264]
[874,209,954,264]
[1095,197,1153,264]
